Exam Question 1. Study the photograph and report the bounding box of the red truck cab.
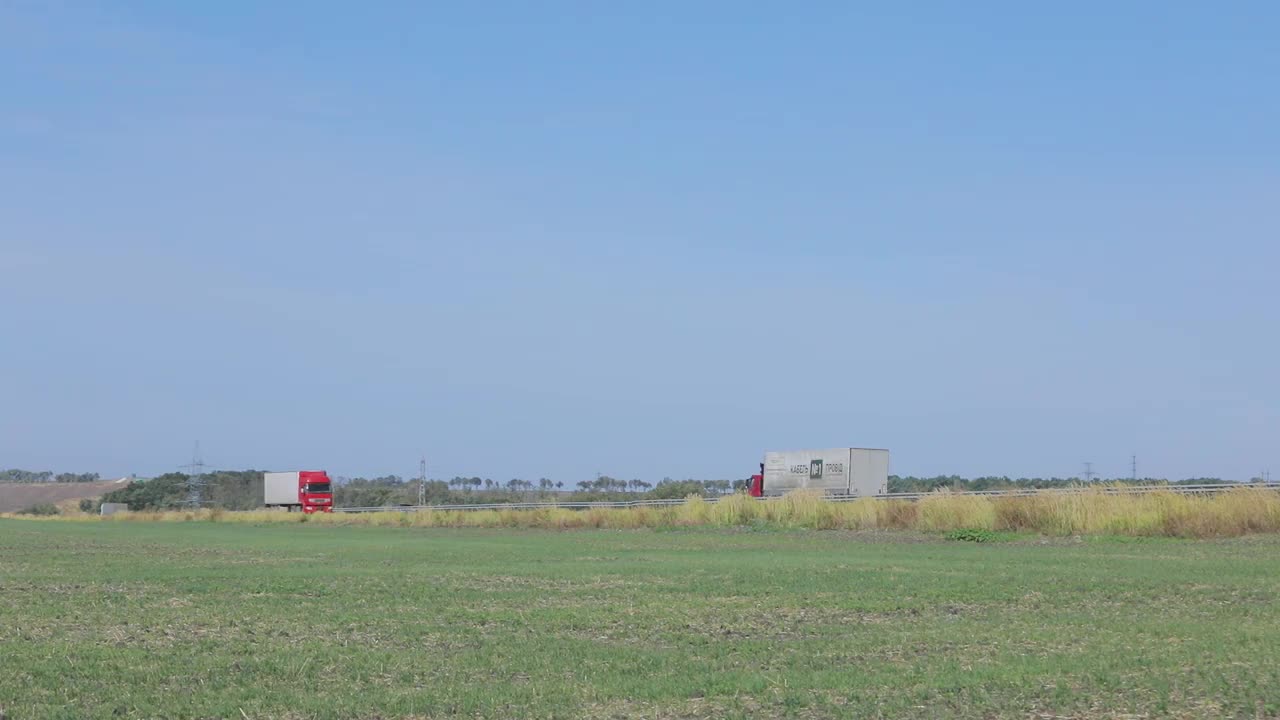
[749,463,764,497]
[298,470,334,513]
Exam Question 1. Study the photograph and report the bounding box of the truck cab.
[298,471,333,513]
[749,463,765,497]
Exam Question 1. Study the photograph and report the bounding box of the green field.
[3,521,1278,719]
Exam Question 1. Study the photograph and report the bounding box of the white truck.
[750,448,889,497]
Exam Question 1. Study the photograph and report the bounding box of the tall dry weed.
[917,491,996,532]
[10,487,1280,538]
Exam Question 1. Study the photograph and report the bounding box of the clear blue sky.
[2,2,1276,482]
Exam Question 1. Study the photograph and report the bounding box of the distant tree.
[101,473,187,510]
[422,480,451,502]
[650,479,706,499]
[331,474,417,507]
[54,472,101,483]
[202,470,267,510]
[0,469,55,483]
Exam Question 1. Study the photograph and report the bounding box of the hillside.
[0,478,132,513]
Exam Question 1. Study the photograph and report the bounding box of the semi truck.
[748,448,889,498]
[263,470,335,513]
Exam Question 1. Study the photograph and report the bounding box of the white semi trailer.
[750,448,889,497]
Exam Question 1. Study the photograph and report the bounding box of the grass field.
[3,520,1279,719]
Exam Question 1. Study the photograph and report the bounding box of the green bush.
[101,473,187,510]
[946,528,998,543]
[18,503,60,516]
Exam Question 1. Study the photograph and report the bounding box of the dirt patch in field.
[442,574,655,593]
[581,694,851,719]
[0,479,131,513]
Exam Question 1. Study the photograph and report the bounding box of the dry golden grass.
[7,487,1280,538]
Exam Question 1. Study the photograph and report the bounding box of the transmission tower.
[1083,462,1097,483]
[418,456,427,506]
[180,441,207,508]
[1131,455,1137,482]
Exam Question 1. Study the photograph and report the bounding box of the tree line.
[99,471,265,512]
[886,475,1230,493]
[94,472,749,511]
[334,475,744,508]
[51,469,1251,512]
[1,469,102,483]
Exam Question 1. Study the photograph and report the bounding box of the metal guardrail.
[333,484,1278,513]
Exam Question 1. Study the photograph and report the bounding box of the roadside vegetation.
[14,486,1280,539]
[14,502,60,516]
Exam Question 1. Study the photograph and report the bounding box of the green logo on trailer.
[809,459,823,479]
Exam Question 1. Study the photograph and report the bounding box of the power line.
[179,441,206,508]
[1083,462,1097,483]
[418,456,427,506]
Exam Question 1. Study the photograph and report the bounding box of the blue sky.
[2,2,1276,482]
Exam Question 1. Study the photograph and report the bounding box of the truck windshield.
[305,483,332,494]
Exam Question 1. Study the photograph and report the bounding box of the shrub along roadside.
[944,528,1019,543]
